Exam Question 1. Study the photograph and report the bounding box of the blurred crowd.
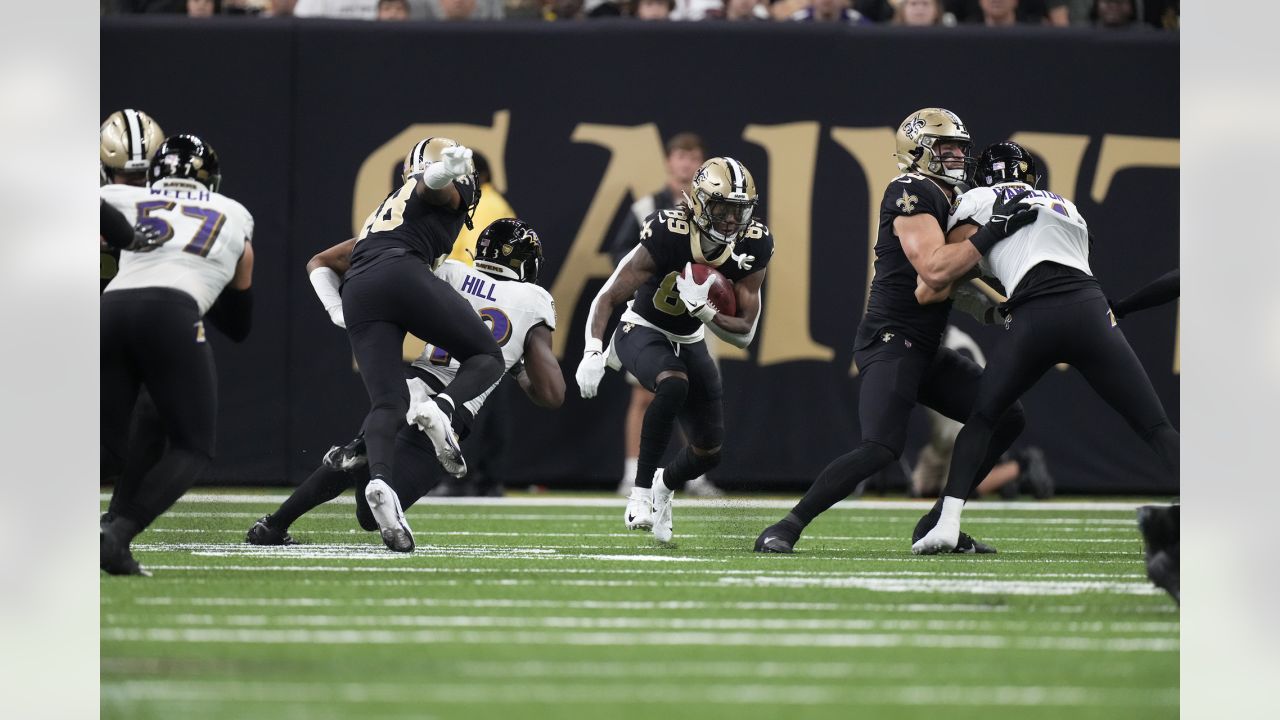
[104,0,1179,30]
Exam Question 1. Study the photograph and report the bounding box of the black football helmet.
[976,142,1039,188]
[148,134,222,192]
[473,218,543,283]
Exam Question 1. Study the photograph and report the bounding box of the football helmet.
[474,218,543,283]
[976,141,1040,188]
[148,134,221,192]
[402,136,482,228]
[893,107,976,187]
[685,157,757,245]
[100,109,164,185]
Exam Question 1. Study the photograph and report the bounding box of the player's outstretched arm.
[899,214,982,291]
[519,325,565,409]
[307,238,356,329]
[577,244,657,399]
[413,145,474,209]
[704,268,766,349]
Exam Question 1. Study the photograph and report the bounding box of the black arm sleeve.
[1112,269,1180,318]
[100,200,137,250]
[205,286,254,342]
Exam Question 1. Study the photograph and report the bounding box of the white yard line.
[100,626,1177,653]
[101,612,1179,635]
[104,493,1155,512]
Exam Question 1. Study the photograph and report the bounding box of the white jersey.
[101,179,253,314]
[948,182,1091,298]
[411,260,557,417]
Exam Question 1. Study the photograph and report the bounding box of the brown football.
[689,264,736,316]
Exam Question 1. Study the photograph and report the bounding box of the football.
[689,264,736,316]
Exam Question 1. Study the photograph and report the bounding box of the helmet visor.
[706,199,754,239]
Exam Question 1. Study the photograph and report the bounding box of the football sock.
[635,375,688,490]
[390,427,448,513]
[790,441,896,526]
[663,446,720,491]
[271,465,353,530]
[447,350,504,407]
[114,447,211,537]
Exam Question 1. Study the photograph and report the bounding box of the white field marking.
[99,679,1178,708]
[105,492,1151,512]
[125,596,1016,614]
[100,626,1178,653]
[102,612,1179,636]
[145,528,1144,545]
[131,563,1149,581]
[716,575,1159,596]
[448,659,922,680]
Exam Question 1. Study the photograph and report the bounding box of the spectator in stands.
[672,0,725,20]
[634,0,674,19]
[947,0,1067,25]
[436,0,477,18]
[187,0,219,14]
[377,0,410,18]
[1090,0,1143,29]
[428,0,505,18]
[111,0,185,12]
[790,0,869,23]
[892,0,955,25]
[294,0,379,17]
[723,0,767,19]
[542,0,585,19]
[853,0,893,21]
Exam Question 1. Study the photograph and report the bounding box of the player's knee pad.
[653,374,689,406]
[859,440,900,466]
[689,446,722,474]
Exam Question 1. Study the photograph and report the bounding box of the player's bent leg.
[755,441,899,554]
[365,477,415,553]
[247,462,356,545]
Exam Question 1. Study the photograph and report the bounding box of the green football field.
[100,491,1178,720]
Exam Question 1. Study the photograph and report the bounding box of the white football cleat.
[624,487,653,531]
[409,399,467,478]
[365,478,415,553]
[651,470,674,543]
[912,521,960,555]
[682,475,724,497]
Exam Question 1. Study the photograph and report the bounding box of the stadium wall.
[101,18,1179,494]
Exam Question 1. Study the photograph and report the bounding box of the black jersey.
[630,208,774,338]
[860,173,955,354]
[350,177,476,269]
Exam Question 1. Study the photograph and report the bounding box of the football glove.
[423,145,476,189]
[575,339,606,399]
[127,222,169,253]
[675,262,718,323]
[969,190,1039,254]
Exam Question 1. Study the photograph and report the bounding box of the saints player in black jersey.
[325,137,505,501]
[755,108,1037,554]
[577,157,774,543]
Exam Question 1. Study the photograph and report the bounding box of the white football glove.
[422,145,476,189]
[576,338,607,399]
[674,262,717,323]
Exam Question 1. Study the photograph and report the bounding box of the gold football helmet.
[893,107,975,187]
[685,156,758,244]
[100,109,164,185]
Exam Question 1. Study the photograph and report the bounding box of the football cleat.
[953,532,998,554]
[1018,446,1055,500]
[322,435,367,472]
[246,515,299,546]
[753,521,802,554]
[682,475,725,498]
[651,470,674,543]
[408,399,467,478]
[365,478,415,553]
[624,487,653,531]
[100,528,150,577]
[1145,547,1180,604]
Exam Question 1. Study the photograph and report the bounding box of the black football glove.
[970,190,1039,254]
[126,222,169,253]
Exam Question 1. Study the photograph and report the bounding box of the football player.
[755,108,1035,554]
[576,157,773,543]
[911,141,1179,554]
[248,218,562,551]
[328,137,505,505]
[100,134,256,575]
[101,109,165,291]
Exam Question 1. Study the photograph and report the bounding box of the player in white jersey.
[912,142,1179,554]
[247,218,563,552]
[100,135,256,575]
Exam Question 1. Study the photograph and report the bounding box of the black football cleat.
[322,435,368,472]
[101,529,150,577]
[754,522,801,554]
[954,532,998,554]
[246,515,299,546]
[913,511,998,554]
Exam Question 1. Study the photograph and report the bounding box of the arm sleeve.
[100,200,138,250]
[205,286,254,342]
[1112,269,1180,318]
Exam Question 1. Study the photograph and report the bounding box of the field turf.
[101,491,1178,720]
